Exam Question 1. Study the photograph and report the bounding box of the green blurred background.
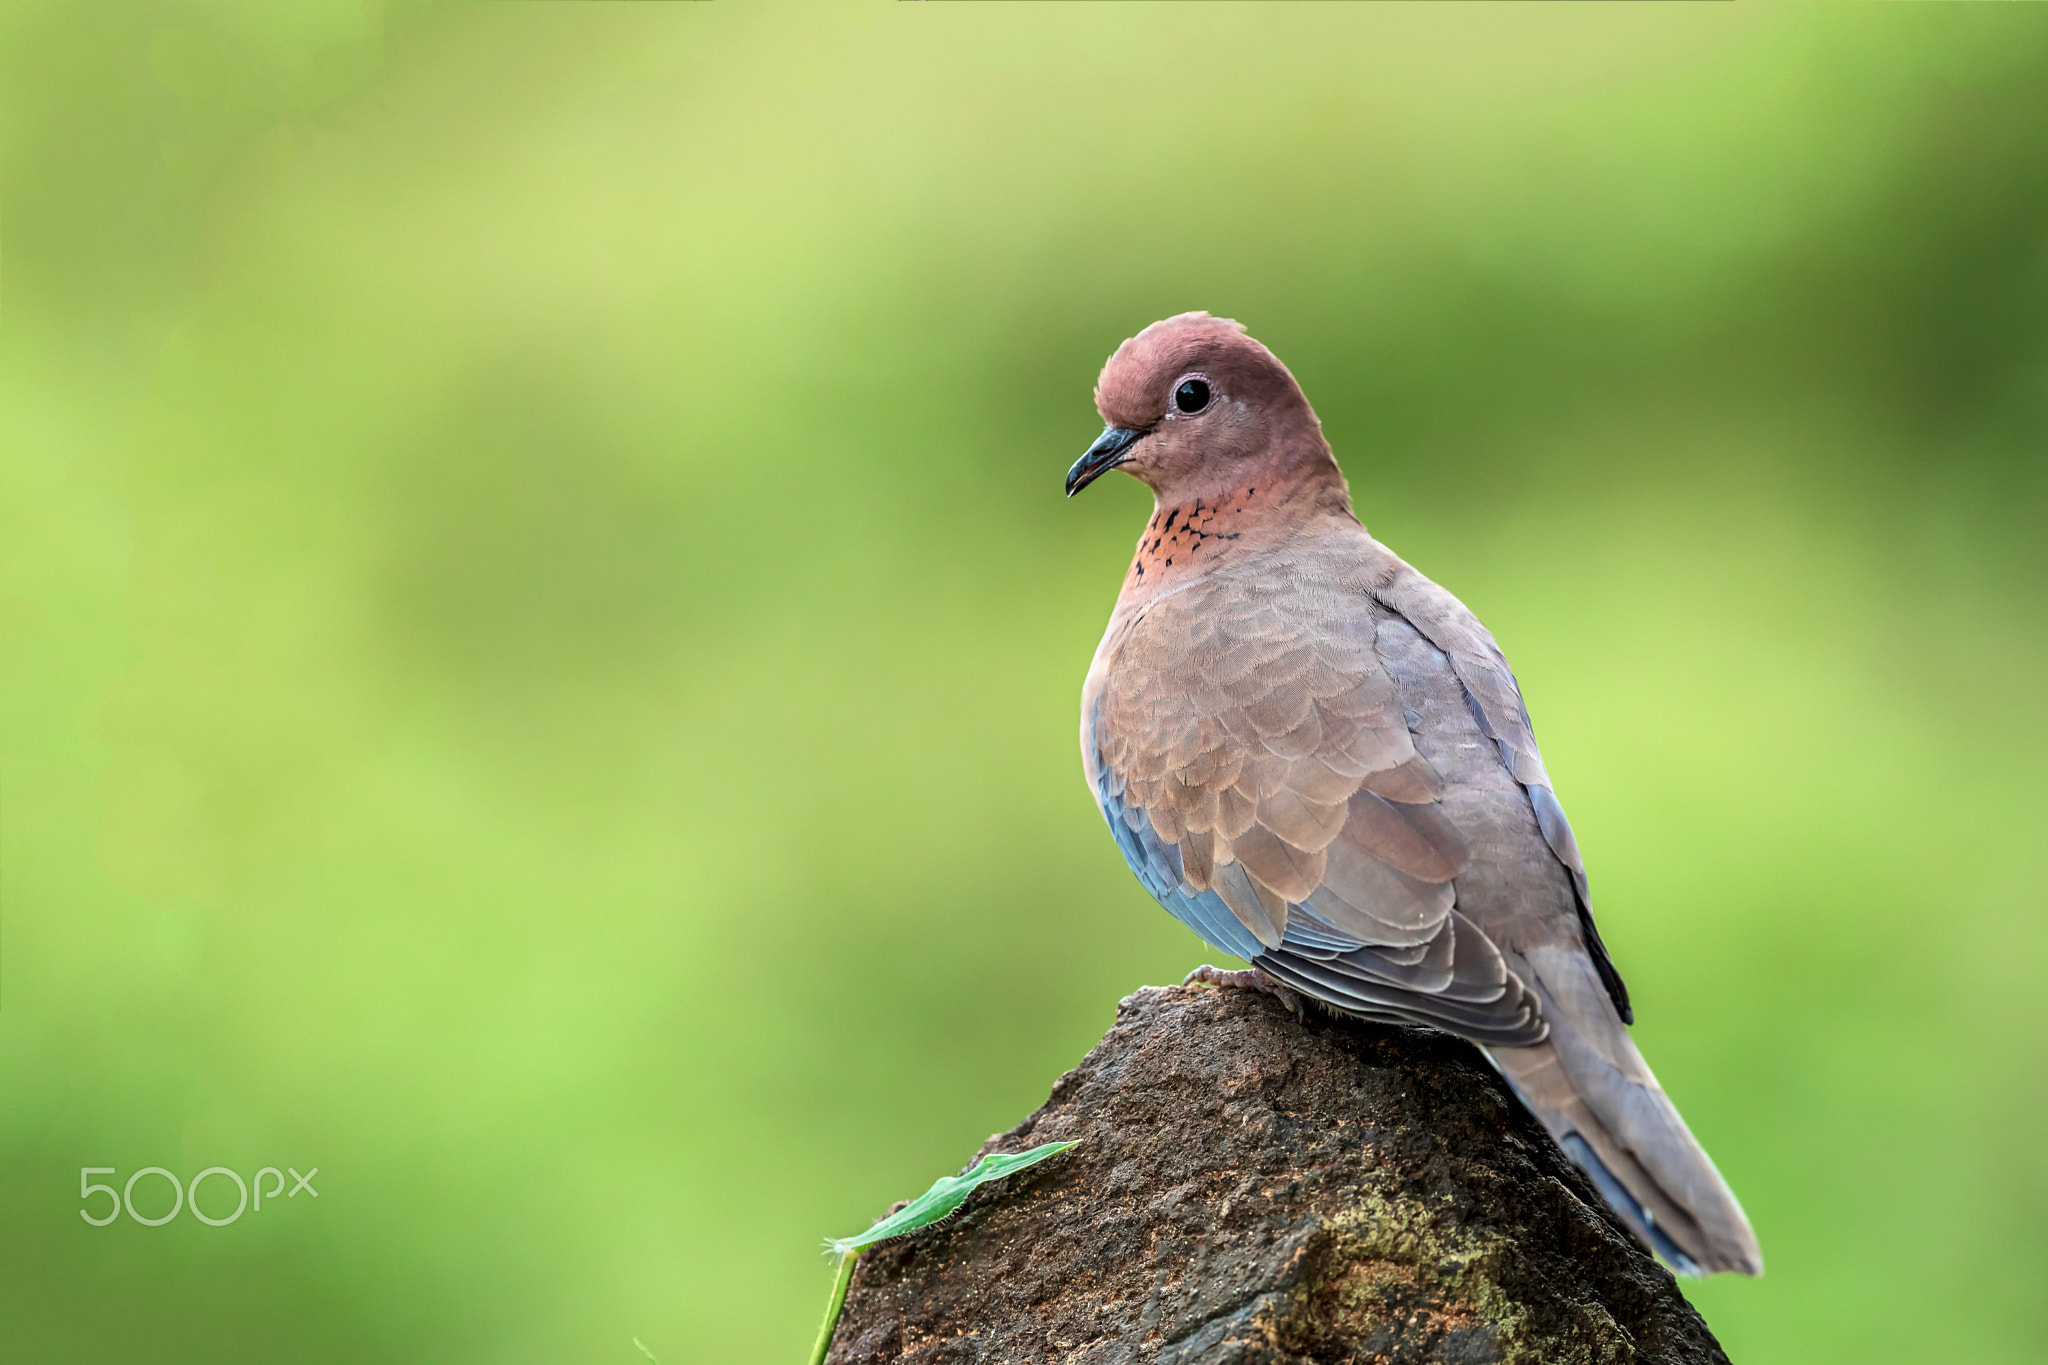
[3,2,2046,1360]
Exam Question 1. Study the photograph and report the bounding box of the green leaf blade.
[826,1140,1077,1255]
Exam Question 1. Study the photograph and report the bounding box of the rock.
[825,983,1728,1364]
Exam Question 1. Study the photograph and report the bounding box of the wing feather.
[1373,570,1634,1023]
[1085,566,1544,1041]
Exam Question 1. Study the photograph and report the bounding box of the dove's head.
[1066,312,1344,508]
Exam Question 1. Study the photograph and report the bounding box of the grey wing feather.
[1373,573,1633,1022]
[1489,946,1763,1275]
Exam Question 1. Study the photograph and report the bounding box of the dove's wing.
[1082,545,1546,1047]
[1082,532,1760,1276]
[1373,565,1631,1022]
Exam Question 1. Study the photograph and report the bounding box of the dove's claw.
[1182,964,1310,1023]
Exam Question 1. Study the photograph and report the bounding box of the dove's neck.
[1119,468,1353,601]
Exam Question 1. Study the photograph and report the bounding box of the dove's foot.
[1182,964,1310,1022]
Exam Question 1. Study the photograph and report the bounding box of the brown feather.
[1230,824,1326,904]
[1359,753,1445,803]
[1338,793,1468,884]
[1255,788,1349,853]
[1307,850,1451,944]
[1211,859,1286,948]
[1179,828,1215,890]
[1286,755,1361,805]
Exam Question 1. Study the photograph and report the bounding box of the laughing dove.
[1066,313,1761,1276]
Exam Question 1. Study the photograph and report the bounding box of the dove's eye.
[1173,378,1211,414]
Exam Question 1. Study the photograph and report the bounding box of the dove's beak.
[1065,426,1147,497]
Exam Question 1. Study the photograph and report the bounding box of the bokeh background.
[4,2,2046,1360]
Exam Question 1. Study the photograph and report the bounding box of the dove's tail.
[1485,945,1762,1277]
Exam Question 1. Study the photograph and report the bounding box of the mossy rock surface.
[828,985,1726,1365]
